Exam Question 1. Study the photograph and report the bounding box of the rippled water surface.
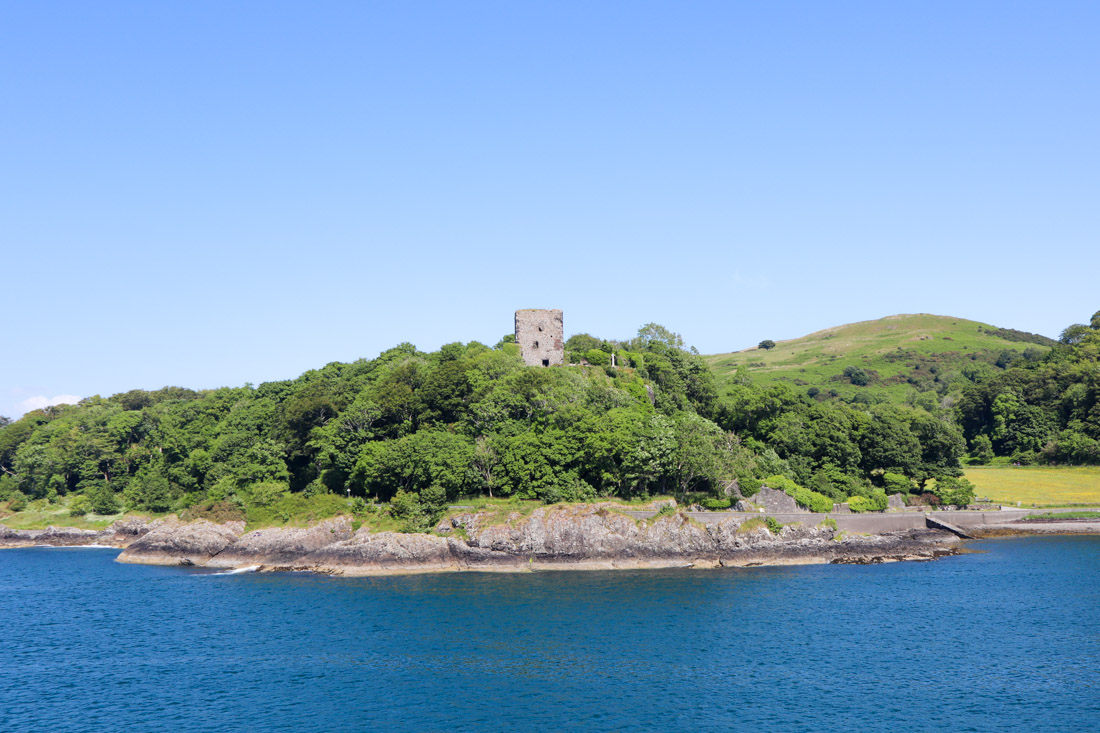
[2,537,1098,732]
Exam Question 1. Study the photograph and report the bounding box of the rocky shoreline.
[0,517,164,549]
[1,503,970,574]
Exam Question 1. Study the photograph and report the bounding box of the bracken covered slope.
[705,314,1053,403]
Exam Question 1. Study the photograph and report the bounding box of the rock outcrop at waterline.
[116,518,245,566]
[98,504,960,574]
[0,517,166,548]
[203,517,355,568]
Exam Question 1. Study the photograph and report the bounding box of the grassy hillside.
[705,314,1053,403]
[964,466,1100,507]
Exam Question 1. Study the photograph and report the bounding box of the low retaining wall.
[624,508,1032,534]
[938,509,1031,526]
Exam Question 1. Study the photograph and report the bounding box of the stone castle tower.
[515,309,564,367]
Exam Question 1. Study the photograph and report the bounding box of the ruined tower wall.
[515,309,564,367]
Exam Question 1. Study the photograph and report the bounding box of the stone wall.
[623,507,1032,534]
[515,309,564,367]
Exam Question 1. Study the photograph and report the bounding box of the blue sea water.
[1,537,1098,732]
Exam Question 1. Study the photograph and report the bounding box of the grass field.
[1023,511,1100,520]
[704,313,1051,401]
[0,500,128,531]
[963,466,1100,507]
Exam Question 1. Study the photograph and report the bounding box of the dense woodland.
[957,311,1100,465]
[1,311,1096,525]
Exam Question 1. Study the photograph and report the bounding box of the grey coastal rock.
[0,525,42,547]
[734,487,807,514]
[468,506,717,560]
[273,504,959,574]
[8,502,961,574]
[206,517,355,568]
[33,526,105,546]
[285,531,489,574]
[103,517,165,544]
[0,516,164,548]
[116,518,245,566]
[462,506,955,569]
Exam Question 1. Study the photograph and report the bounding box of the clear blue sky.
[2,1,1097,417]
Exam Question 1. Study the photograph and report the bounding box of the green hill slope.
[705,314,1054,404]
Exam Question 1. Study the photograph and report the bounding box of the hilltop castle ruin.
[515,309,564,367]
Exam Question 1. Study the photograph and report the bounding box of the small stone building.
[515,309,564,367]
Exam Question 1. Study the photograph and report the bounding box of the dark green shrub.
[420,484,448,516]
[68,495,90,516]
[585,349,610,366]
[764,516,783,534]
[302,479,329,498]
[535,474,596,505]
[1009,450,1036,466]
[930,477,975,507]
[389,489,443,533]
[248,481,290,508]
[848,496,870,512]
[969,435,994,465]
[701,498,731,510]
[176,492,206,511]
[848,490,888,513]
[0,474,17,499]
[90,485,120,515]
[125,471,173,513]
[739,477,762,498]
[843,366,870,386]
[809,470,845,501]
[8,489,28,512]
[1041,430,1100,465]
[882,472,911,494]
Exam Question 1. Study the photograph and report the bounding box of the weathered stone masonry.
[515,309,564,367]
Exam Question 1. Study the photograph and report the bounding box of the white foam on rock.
[209,565,260,576]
